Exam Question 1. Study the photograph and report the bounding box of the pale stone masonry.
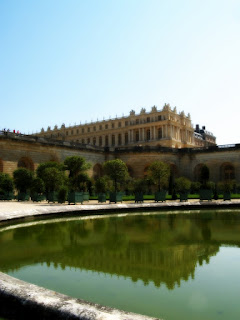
[37,104,216,149]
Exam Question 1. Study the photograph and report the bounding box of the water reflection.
[0,211,240,291]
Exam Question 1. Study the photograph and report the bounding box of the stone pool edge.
[0,200,240,319]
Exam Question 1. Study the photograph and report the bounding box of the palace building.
[37,104,216,149]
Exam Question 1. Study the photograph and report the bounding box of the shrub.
[13,168,33,193]
[175,177,191,193]
[0,173,14,194]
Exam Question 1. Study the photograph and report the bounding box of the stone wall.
[0,135,240,183]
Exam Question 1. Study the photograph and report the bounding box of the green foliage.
[64,156,91,178]
[175,177,191,193]
[147,161,170,191]
[42,167,66,192]
[58,186,68,203]
[64,156,91,191]
[31,177,45,194]
[132,178,147,193]
[217,181,233,193]
[36,161,64,180]
[191,181,201,193]
[0,173,14,193]
[95,176,108,193]
[103,159,129,192]
[13,168,34,193]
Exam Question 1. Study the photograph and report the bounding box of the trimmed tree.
[103,159,129,192]
[0,173,14,194]
[13,168,33,193]
[147,161,170,191]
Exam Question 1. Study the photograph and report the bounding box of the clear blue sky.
[1,0,239,145]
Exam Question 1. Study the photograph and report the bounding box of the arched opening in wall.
[17,157,34,171]
[194,163,204,182]
[93,163,104,180]
[127,165,134,178]
[220,163,235,181]
[0,159,3,172]
[50,154,60,162]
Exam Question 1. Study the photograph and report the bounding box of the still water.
[0,210,240,320]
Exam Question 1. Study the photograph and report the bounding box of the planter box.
[109,192,122,203]
[98,193,106,203]
[83,192,89,202]
[68,192,83,205]
[47,191,58,203]
[135,192,144,203]
[17,193,30,201]
[199,189,212,201]
[223,192,231,201]
[0,192,14,200]
[155,191,167,202]
[179,192,188,202]
[31,193,46,202]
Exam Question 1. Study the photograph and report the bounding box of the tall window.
[105,136,109,146]
[112,135,115,146]
[158,128,162,139]
[147,129,150,141]
[125,132,128,144]
[99,137,102,146]
[118,133,122,145]
[136,130,139,142]
[93,137,96,146]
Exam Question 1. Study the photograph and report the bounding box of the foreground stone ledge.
[0,272,159,320]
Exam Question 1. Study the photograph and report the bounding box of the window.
[99,125,102,130]
[125,132,128,144]
[77,129,79,134]
[112,135,115,146]
[112,123,115,128]
[158,115,162,121]
[82,128,84,133]
[125,121,128,126]
[147,117,150,123]
[105,136,109,146]
[66,131,68,136]
[99,136,102,146]
[93,126,96,131]
[88,127,90,132]
[71,130,73,135]
[118,122,121,128]
[93,137,96,145]
[136,119,139,125]
[105,124,108,129]
[87,138,90,144]
[147,129,150,140]
[118,133,122,145]
[158,128,162,139]
[136,130,139,142]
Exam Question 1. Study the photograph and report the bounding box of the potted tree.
[103,159,129,203]
[175,177,191,202]
[64,156,91,204]
[13,168,33,201]
[36,162,65,202]
[0,173,14,200]
[31,177,45,202]
[217,181,232,201]
[95,177,108,203]
[147,161,170,202]
[133,178,146,203]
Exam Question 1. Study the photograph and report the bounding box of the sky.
[0,0,240,145]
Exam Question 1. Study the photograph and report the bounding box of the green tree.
[64,156,91,191]
[42,167,65,192]
[148,161,170,191]
[103,159,129,192]
[36,162,64,181]
[13,168,34,193]
[0,173,14,193]
[175,177,191,193]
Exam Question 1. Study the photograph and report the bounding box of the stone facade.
[37,104,215,149]
[0,134,239,184]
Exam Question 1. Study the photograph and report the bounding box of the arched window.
[99,137,102,146]
[136,130,139,142]
[112,135,115,146]
[93,137,96,146]
[118,134,122,145]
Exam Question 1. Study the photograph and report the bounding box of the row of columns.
[79,125,193,147]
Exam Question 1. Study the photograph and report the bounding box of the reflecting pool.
[0,210,240,320]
